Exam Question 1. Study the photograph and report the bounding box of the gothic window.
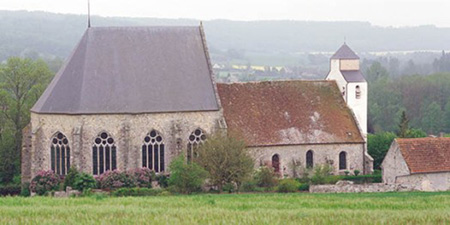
[306,150,314,168]
[187,128,206,162]
[272,154,280,173]
[355,85,361,99]
[50,132,70,175]
[142,130,165,172]
[92,132,117,175]
[339,151,347,170]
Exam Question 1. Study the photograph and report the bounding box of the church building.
[22,25,372,182]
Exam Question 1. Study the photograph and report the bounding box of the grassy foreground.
[1,192,450,224]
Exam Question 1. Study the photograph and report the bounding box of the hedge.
[0,184,21,196]
[342,174,382,184]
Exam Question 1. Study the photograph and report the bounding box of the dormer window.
[355,85,361,99]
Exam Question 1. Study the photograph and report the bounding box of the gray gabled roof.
[331,43,360,59]
[32,26,220,114]
[341,70,366,83]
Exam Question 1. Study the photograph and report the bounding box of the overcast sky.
[1,0,449,27]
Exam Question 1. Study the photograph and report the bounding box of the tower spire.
[88,0,91,28]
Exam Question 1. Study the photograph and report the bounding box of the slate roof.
[32,26,219,114]
[217,81,365,147]
[341,71,366,82]
[331,43,360,59]
[397,138,450,174]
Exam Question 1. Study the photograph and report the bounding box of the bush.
[156,174,169,188]
[354,170,360,176]
[96,170,137,190]
[298,183,310,191]
[0,184,21,196]
[64,167,80,190]
[30,170,61,195]
[310,164,333,185]
[20,182,31,197]
[276,179,300,193]
[222,183,236,193]
[73,173,97,191]
[132,167,153,188]
[168,155,208,194]
[111,187,165,197]
[240,180,257,192]
[254,166,278,188]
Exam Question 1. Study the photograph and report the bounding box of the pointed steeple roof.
[331,43,360,59]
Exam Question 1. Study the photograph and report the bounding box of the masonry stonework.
[23,110,224,181]
[250,143,365,177]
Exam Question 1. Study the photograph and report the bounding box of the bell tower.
[326,43,372,173]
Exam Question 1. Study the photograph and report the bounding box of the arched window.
[306,150,314,168]
[93,132,117,175]
[339,151,347,170]
[142,130,165,172]
[272,154,280,173]
[355,85,361,99]
[187,128,206,162]
[50,132,70,175]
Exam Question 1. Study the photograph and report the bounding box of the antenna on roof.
[87,0,91,28]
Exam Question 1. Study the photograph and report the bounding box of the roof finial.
[344,36,346,44]
[87,0,91,28]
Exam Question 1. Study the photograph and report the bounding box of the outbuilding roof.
[217,80,365,147]
[397,138,450,174]
[32,26,219,114]
[331,43,360,60]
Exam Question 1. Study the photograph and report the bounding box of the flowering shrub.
[96,170,137,190]
[30,170,61,195]
[132,168,153,188]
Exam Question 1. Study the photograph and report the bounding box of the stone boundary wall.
[310,182,414,193]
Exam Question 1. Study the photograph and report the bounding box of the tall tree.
[0,57,52,182]
[397,111,409,138]
[421,101,444,135]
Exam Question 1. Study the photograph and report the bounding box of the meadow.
[0,192,450,224]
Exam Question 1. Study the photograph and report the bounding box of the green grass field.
[1,192,450,224]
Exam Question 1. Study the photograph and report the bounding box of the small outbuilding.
[381,137,450,191]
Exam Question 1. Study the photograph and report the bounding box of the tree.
[421,101,444,134]
[367,132,397,170]
[444,99,450,133]
[404,128,427,138]
[397,111,409,138]
[195,134,254,192]
[365,61,389,82]
[0,57,52,183]
[168,155,208,194]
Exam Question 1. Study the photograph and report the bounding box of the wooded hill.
[1,10,450,62]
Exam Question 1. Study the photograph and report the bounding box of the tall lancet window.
[187,128,206,162]
[355,85,361,99]
[142,130,165,172]
[50,132,70,175]
[339,151,347,170]
[92,132,117,175]
[306,150,314,168]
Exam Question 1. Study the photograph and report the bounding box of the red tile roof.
[397,138,450,174]
[217,80,364,147]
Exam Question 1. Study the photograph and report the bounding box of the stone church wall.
[249,143,365,177]
[23,110,225,182]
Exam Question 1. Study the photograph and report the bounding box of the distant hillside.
[1,10,450,62]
